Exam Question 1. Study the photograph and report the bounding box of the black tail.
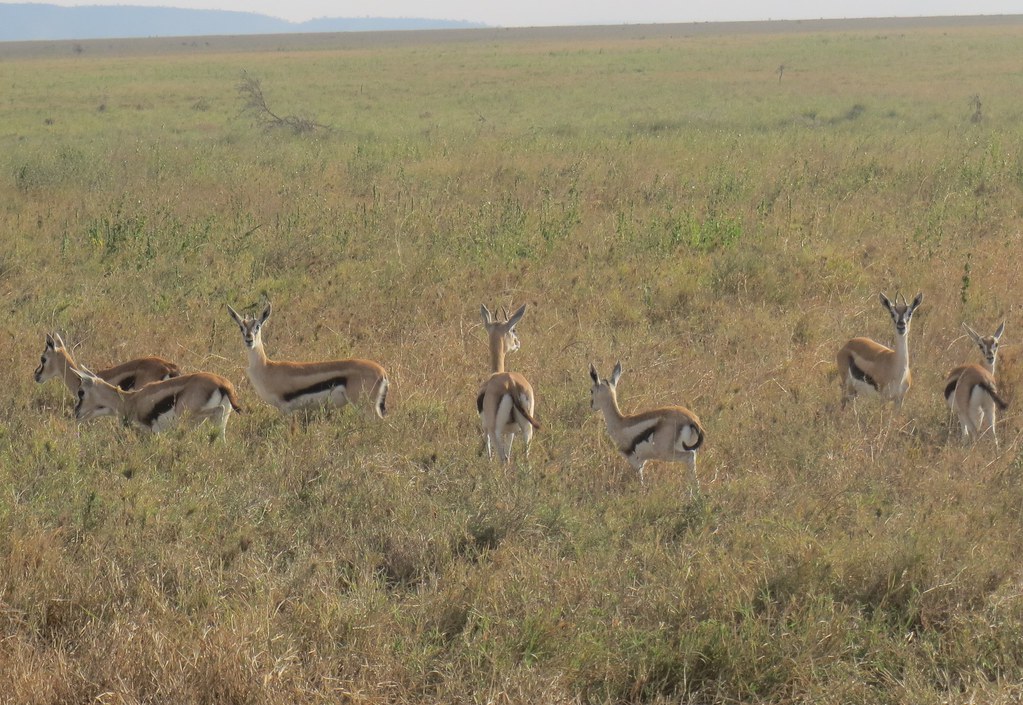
[978,381,1009,410]
[375,378,389,418]
[943,378,958,403]
[682,424,704,452]
[222,386,243,413]
[510,395,540,430]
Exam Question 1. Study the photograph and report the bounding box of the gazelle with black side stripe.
[836,292,923,410]
[227,302,389,417]
[477,304,538,463]
[944,321,1003,409]
[589,362,705,488]
[72,368,241,438]
[35,332,180,399]
[945,321,1008,446]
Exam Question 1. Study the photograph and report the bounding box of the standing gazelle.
[836,292,923,410]
[944,322,1004,408]
[227,303,389,417]
[72,368,241,438]
[945,322,1008,446]
[477,304,539,463]
[589,362,705,488]
[35,332,180,397]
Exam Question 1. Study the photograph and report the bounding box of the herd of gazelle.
[837,292,1009,446]
[32,292,1010,487]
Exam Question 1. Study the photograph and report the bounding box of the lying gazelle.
[589,362,705,487]
[944,322,1008,446]
[227,302,389,417]
[72,368,241,438]
[477,304,539,463]
[836,292,923,410]
[35,332,180,398]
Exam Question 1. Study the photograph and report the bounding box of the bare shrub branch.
[236,70,326,134]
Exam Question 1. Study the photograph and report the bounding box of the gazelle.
[227,302,389,417]
[35,332,180,397]
[72,368,241,438]
[836,292,923,410]
[589,362,705,487]
[945,322,1008,446]
[943,322,1004,407]
[477,304,539,463]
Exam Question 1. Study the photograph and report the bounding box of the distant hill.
[0,3,486,41]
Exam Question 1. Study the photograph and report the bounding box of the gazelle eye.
[77,390,85,399]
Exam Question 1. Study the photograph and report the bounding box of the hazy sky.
[8,0,1021,25]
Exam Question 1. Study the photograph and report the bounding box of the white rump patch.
[201,389,225,411]
[497,394,516,432]
[676,424,700,450]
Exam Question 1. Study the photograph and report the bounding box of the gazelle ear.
[610,361,623,386]
[589,363,599,384]
[879,292,894,312]
[259,302,272,324]
[72,367,96,386]
[480,304,493,326]
[45,333,56,350]
[506,304,527,329]
[994,321,1006,341]
[963,322,981,344]
[227,304,244,327]
[910,292,923,310]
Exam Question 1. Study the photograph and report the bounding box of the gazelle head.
[964,321,1004,370]
[35,332,70,383]
[880,292,923,336]
[71,368,123,422]
[480,304,526,355]
[589,361,623,411]
[228,302,272,350]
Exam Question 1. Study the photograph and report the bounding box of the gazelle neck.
[488,335,506,374]
[113,388,134,420]
[595,390,626,431]
[892,329,910,374]
[246,338,270,368]
[57,350,83,394]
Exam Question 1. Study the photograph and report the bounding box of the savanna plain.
[3,17,1023,704]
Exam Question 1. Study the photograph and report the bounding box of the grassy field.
[3,17,1023,704]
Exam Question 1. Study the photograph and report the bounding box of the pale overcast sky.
[9,0,1021,25]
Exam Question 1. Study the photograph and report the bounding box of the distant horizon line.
[2,4,1022,47]
[3,2,1023,30]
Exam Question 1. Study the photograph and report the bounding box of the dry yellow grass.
[2,17,1023,704]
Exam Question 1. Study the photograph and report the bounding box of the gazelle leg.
[982,398,998,448]
[961,409,979,444]
[503,433,516,464]
[685,451,699,491]
[627,456,646,485]
[488,431,503,462]
[520,424,533,459]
